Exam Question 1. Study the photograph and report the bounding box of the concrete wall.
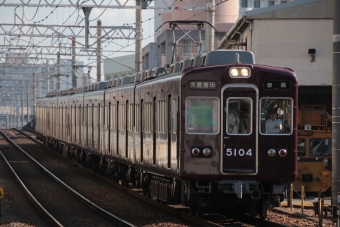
[251,19,332,85]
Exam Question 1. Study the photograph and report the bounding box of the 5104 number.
[226,148,252,156]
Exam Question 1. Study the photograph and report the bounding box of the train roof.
[44,49,258,98]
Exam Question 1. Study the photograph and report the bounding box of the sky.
[0,0,156,81]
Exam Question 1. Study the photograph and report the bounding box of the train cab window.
[298,138,306,156]
[309,138,332,156]
[186,97,219,134]
[260,98,293,135]
[226,98,252,135]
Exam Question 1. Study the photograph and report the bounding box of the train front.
[180,53,298,217]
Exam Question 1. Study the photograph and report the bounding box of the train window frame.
[259,97,294,135]
[185,96,220,135]
[226,97,253,135]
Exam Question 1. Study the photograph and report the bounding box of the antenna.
[235,53,240,63]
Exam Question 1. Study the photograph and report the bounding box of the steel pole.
[205,0,215,52]
[135,1,142,72]
[332,0,340,224]
[97,20,102,82]
[72,38,76,87]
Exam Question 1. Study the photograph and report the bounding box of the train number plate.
[226,148,252,157]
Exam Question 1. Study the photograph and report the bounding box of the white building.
[219,0,333,110]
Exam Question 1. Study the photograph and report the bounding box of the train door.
[221,85,258,175]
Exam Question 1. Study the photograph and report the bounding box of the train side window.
[172,98,177,134]
[186,97,219,134]
[298,138,306,156]
[260,98,293,135]
[135,104,140,132]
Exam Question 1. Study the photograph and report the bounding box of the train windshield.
[185,97,219,134]
[309,138,332,156]
[260,98,293,135]
[226,98,252,135]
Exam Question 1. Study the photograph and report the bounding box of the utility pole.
[27,82,29,123]
[21,90,24,127]
[205,0,215,52]
[57,51,61,90]
[135,1,142,73]
[72,38,76,87]
[332,0,340,224]
[17,95,20,127]
[97,20,102,82]
[33,72,36,118]
[82,7,93,48]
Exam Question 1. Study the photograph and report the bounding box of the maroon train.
[36,49,298,218]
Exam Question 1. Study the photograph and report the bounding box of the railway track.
[3,128,293,227]
[0,129,134,227]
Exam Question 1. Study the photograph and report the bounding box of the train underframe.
[38,134,284,219]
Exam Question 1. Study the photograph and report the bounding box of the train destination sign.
[190,81,216,89]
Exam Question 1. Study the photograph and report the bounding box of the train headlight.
[268,149,276,157]
[229,67,251,78]
[278,149,287,157]
[202,148,211,156]
[192,148,200,156]
[230,68,239,77]
[323,158,328,164]
[241,68,249,76]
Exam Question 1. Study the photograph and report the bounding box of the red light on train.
[278,149,287,157]
[192,148,200,156]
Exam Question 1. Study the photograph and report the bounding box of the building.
[0,54,84,128]
[219,0,333,110]
[104,0,302,75]
[103,54,135,81]
[151,0,239,67]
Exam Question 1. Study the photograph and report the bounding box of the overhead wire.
[1,0,229,88]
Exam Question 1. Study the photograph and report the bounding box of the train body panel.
[180,67,222,177]
[84,91,104,153]
[35,49,298,217]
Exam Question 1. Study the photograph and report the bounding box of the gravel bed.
[268,207,336,226]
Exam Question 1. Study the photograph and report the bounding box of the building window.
[184,40,192,54]
[269,1,275,6]
[254,0,260,8]
[281,1,288,3]
[241,0,248,8]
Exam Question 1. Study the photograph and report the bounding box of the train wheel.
[122,173,129,188]
[99,158,106,176]
[259,197,268,219]
[189,206,196,216]
[196,206,203,218]
[135,170,141,188]
[114,172,119,183]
